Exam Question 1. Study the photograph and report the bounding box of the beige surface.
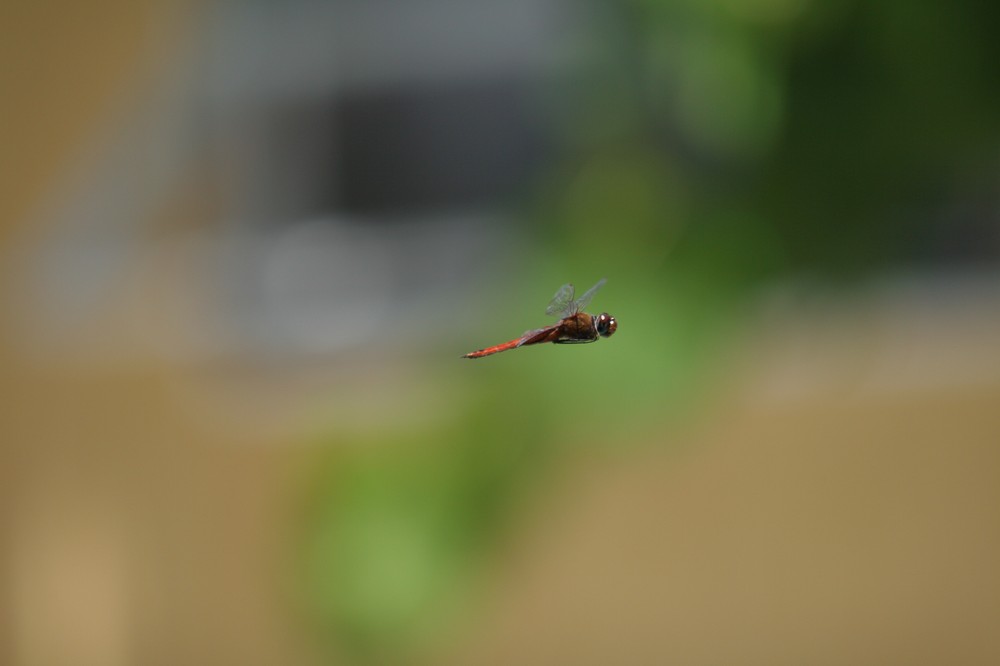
[448,385,1000,665]
[5,322,1000,665]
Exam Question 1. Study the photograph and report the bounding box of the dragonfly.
[462,278,617,359]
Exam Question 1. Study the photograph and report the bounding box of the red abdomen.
[462,338,521,359]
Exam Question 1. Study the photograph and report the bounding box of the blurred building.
[8,0,582,368]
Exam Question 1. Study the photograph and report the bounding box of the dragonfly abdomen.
[461,338,521,359]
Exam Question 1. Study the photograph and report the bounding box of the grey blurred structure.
[9,0,581,365]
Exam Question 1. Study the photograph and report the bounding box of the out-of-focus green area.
[2,1,1000,665]
[298,3,1000,660]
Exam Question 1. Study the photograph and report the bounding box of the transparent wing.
[517,325,558,347]
[545,283,576,318]
[571,277,607,314]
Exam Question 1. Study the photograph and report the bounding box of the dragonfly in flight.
[462,278,617,359]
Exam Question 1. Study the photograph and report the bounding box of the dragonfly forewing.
[572,278,607,314]
[544,283,576,318]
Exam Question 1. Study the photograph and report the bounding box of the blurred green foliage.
[300,0,1000,660]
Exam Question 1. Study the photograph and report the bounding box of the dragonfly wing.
[571,277,606,314]
[544,283,576,318]
[518,325,560,346]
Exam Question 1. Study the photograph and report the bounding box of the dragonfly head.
[595,312,617,338]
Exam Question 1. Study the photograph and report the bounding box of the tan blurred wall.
[0,1,185,241]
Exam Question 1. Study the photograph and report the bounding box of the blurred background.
[3,1,1000,664]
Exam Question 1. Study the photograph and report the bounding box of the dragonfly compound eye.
[596,313,617,337]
